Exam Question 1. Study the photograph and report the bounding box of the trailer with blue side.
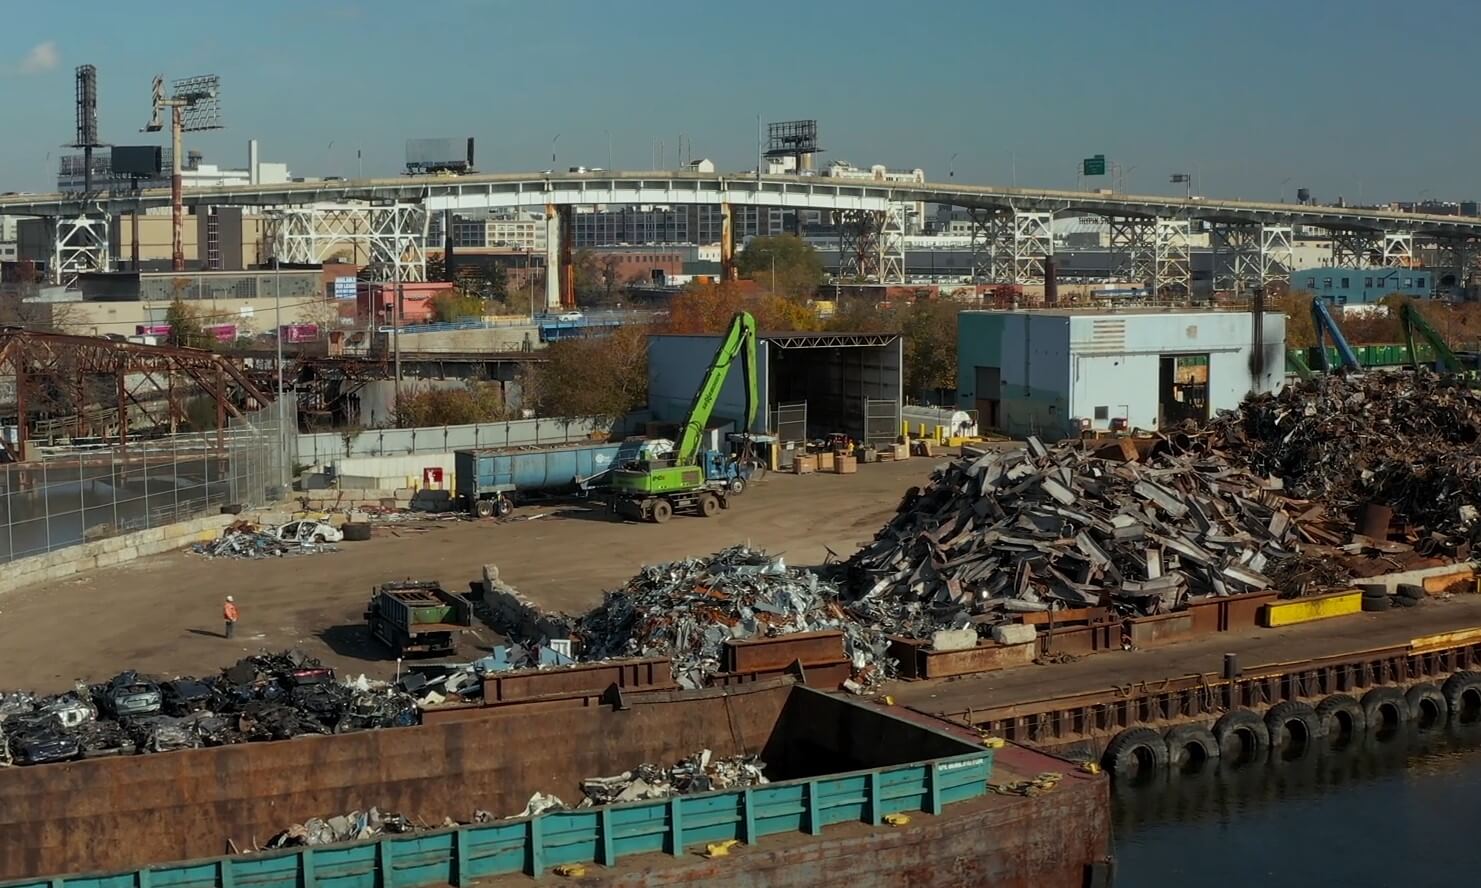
[454,442,621,517]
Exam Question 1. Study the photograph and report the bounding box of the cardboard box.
[793,455,817,475]
[815,450,836,472]
[834,455,858,474]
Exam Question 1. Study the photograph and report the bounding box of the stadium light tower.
[144,74,222,271]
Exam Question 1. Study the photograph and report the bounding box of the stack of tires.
[1360,582,1424,612]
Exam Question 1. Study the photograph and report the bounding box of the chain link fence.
[0,406,285,564]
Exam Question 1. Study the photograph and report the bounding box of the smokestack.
[248,139,259,185]
[1043,255,1059,306]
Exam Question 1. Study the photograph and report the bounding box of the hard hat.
[226,595,234,602]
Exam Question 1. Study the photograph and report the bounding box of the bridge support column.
[1329,230,1380,268]
[51,213,111,286]
[1009,211,1053,286]
[1153,219,1191,300]
[543,204,565,311]
[1107,216,1155,286]
[1210,222,1290,296]
[366,202,428,283]
[1435,237,1479,290]
[1381,231,1413,267]
[720,202,736,281]
[837,210,880,281]
[967,208,1007,287]
[269,205,374,267]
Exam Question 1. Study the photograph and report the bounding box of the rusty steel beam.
[0,330,272,460]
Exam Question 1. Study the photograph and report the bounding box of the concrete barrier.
[0,511,273,597]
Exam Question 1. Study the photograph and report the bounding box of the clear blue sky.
[1,0,1476,202]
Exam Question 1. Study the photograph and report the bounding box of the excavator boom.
[673,312,758,466]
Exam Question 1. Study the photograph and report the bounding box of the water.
[1112,723,1481,888]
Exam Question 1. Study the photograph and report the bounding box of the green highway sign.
[1082,155,1106,176]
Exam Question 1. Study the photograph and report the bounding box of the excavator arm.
[1399,301,1463,373]
[672,311,757,466]
[1310,297,1361,373]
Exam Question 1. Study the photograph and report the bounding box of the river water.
[1111,723,1481,888]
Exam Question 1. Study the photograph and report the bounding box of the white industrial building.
[956,309,1285,441]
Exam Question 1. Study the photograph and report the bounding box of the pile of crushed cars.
[0,651,417,767]
[566,545,893,691]
[190,520,343,559]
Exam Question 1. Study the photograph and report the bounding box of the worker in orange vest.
[224,595,239,639]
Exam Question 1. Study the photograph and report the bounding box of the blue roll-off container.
[455,443,621,509]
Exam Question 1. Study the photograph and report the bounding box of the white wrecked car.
[272,520,344,545]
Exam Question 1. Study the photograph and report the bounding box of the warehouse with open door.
[646,331,903,447]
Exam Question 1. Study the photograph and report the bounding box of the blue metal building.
[1291,266,1432,306]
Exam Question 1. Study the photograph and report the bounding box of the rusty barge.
[0,680,1110,888]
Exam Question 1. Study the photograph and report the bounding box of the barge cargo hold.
[0,681,1110,888]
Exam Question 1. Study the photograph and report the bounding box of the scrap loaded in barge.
[0,680,1109,888]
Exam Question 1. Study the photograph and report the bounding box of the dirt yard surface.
[0,460,937,691]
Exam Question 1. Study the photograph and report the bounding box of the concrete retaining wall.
[0,513,248,596]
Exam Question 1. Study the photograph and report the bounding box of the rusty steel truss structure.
[0,331,271,461]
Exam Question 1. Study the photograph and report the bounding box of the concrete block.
[930,627,978,652]
[992,624,1038,646]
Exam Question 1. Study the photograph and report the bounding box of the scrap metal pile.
[510,749,769,817]
[579,749,768,805]
[0,651,417,767]
[190,521,339,559]
[571,545,890,690]
[1206,372,1481,549]
[844,435,1310,626]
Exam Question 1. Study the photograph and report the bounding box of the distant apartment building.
[432,211,548,252]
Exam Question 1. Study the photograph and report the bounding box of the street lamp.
[949,152,958,179]
[1279,177,1292,202]
[550,134,560,169]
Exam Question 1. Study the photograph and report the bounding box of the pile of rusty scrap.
[571,545,892,690]
[843,435,1311,625]
[1205,372,1481,553]
[579,749,768,806]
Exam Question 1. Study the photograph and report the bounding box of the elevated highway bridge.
[5,170,1477,302]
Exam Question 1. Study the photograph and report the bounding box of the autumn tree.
[526,322,651,421]
[164,297,210,349]
[736,234,823,298]
[664,280,821,334]
[429,290,486,323]
[393,382,510,427]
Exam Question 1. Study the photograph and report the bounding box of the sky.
[0,0,1477,203]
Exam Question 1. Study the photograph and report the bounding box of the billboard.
[333,276,358,300]
[111,145,164,177]
[405,137,475,174]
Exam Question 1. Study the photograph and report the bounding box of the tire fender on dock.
[1264,701,1326,749]
[1212,709,1270,762]
[1163,724,1219,770]
[1405,683,1448,731]
[1103,726,1169,778]
[1442,671,1481,722]
[1315,694,1366,739]
[1360,687,1410,730]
